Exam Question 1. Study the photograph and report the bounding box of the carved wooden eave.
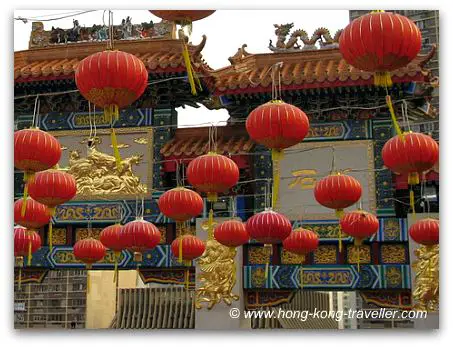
[211,45,437,96]
[14,35,209,83]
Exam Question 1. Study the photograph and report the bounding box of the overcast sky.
[14,10,349,127]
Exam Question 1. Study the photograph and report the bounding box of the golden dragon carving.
[412,245,439,312]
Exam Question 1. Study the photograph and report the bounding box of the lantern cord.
[88,101,93,140]
[231,196,237,218]
[264,244,272,280]
[113,251,119,284]
[140,196,145,219]
[410,189,416,217]
[401,100,411,132]
[92,105,98,139]
[31,95,40,128]
[330,146,336,174]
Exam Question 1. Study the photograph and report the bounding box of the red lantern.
[214,220,249,248]
[158,187,203,222]
[14,128,62,176]
[73,238,106,268]
[246,100,310,150]
[100,224,124,283]
[246,209,292,244]
[14,227,42,287]
[382,132,439,185]
[28,169,77,210]
[171,234,205,264]
[75,50,148,167]
[314,173,362,216]
[14,198,51,230]
[283,228,319,261]
[120,219,161,261]
[187,152,239,202]
[340,210,379,245]
[14,227,42,261]
[409,218,439,246]
[149,10,215,23]
[339,11,421,86]
[75,51,148,112]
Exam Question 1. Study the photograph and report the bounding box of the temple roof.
[210,44,436,95]
[14,36,210,82]
[160,125,254,158]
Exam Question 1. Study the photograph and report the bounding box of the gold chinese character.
[288,169,318,190]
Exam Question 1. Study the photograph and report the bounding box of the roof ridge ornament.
[268,23,343,52]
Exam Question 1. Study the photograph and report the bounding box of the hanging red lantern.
[246,101,310,150]
[14,128,62,216]
[246,209,292,244]
[28,169,77,208]
[246,100,310,209]
[314,173,362,216]
[158,187,203,222]
[75,51,148,112]
[14,227,42,289]
[283,228,319,262]
[409,218,439,246]
[382,132,439,185]
[14,128,62,176]
[339,11,422,87]
[14,198,51,230]
[340,210,379,245]
[27,169,77,251]
[187,152,239,202]
[171,234,206,264]
[314,173,362,252]
[119,219,161,262]
[73,238,106,268]
[214,220,249,248]
[149,10,215,23]
[382,132,438,215]
[283,227,319,288]
[246,209,292,279]
[75,50,148,168]
[100,223,124,283]
[14,227,42,265]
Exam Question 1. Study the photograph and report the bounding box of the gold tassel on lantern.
[271,149,284,210]
[21,172,31,217]
[354,238,363,273]
[17,256,24,291]
[178,236,183,264]
[48,207,56,251]
[86,264,91,294]
[386,95,404,140]
[408,172,420,185]
[264,244,273,280]
[27,237,32,266]
[113,251,120,284]
[104,104,122,170]
[410,190,416,217]
[374,72,393,88]
[335,209,345,252]
[182,42,199,96]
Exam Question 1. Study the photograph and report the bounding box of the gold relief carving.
[381,244,407,264]
[80,136,102,145]
[176,225,196,238]
[109,143,130,149]
[158,226,166,244]
[313,245,337,264]
[248,246,271,264]
[412,245,439,312]
[76,228,102,241]
[386,267,402,286]
[305,224,342,239]
[133,137,148,145]
[288,169,318,190]
[307,124,343,138]
[251,267,266,287]
[67,146,147,196]
[74,114,111,126]
[347,244,371,264]
[61,146,68,151]
[51,228,67,245]
[382,219,400,239]
[195,239,239,310]
[281,249,304,264]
